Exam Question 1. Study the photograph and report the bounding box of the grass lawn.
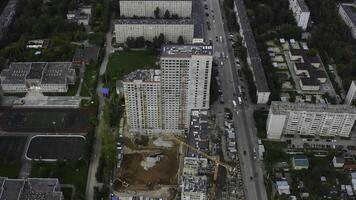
[81,66,99,97]
[105,50,156,89]
[0,162,21,178]
[31,161,88,200]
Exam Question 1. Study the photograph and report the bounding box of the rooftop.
[161,44,213,57]
[114,18,193,25]
[182,175,207,193]
[187,110,209,158]
[234,0,270,93]
[0,177,63,200]
[123,69,161,82]
[270,101,356,115]
[296,0,309,12]
[192,0,203,38]
[0,62,74,85]
[341,3,356,27]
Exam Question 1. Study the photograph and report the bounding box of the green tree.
[177,35,184,44]
[154,7,160,19]
[164,10,170,19]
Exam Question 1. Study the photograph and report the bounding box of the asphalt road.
[203,0,268,199]
[85,13,114,200]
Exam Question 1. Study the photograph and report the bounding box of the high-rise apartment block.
[119,0,192,18]
[288,0,310,30]
[122,69,162,134]
[121,45,213,134]
[267,101,356,139]
[345,81,356,105]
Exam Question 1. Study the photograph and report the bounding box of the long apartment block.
[267,101,356,139]
[119,0,192,18]
[121,44,213,134]
[114,19,194,43]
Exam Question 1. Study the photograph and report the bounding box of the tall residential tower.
[122,44,213,134]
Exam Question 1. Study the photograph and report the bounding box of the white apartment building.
[121,45,213,134]
[122,70,162,134]
[339,3,356,39]
[267,101,356,139]
[0,62,76,93]
[119,0,192,18]
[114,19,194,43]
[289,0,310,30]
[160,45,213,131]
[345,81,356,105]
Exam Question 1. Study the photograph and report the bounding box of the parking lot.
[26,136,86,161]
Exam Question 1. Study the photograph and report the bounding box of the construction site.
[113,136,183,199]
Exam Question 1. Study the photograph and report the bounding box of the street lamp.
[52,121,57,135]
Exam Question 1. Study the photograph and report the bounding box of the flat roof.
[1,62,73,85]
[270,101,356,115]
[182,175,207,193]
[341,3,356,28]
[192,0,203,38]
[114,18,193,25]
[187,110,209,158]
[234,0,270,93]
[161,44,213,57]
[296,0,309,12]
[0,179,24,200]
[123,69,161,82]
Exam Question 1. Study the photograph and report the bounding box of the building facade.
[122,45,213,134]
[160,45,212,131]
[267,101,356,139]
[119,0,192,18]
[289,0,310,30]
[345,81,356,105]
[0,62,76,93]
[122,70,162,134]
[339,3,356,39]
[114,19,194,43]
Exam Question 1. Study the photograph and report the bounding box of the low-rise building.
[333,156,345,168]
[339,3,356,39]
[114,18,194,43]
[67,6,92,26]
[0,62,76,93]
[119,0,192,18]
[292,155,309,170]
[187,110,209,158]
[289,48,326,91]
[288,0,310,30]
[26,39,49,49]
[266,101,356,139]
[0,177,63,199]
[181,175,208,200]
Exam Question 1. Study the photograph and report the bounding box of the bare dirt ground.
[116,146,179,191]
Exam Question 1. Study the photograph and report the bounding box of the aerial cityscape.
[0,0,356,199]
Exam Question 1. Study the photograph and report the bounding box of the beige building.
[119,0,192,18]
[267,101,356,139]
[122,45,213,134]
[122,70,162,134]
[114,19,194,43]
